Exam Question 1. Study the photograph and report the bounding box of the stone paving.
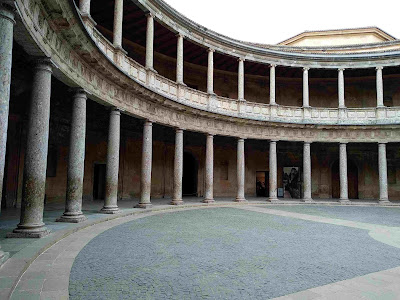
[2,199,400,299]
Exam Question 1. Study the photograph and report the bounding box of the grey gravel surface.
[69,207,400,299]
[268,205,400,227]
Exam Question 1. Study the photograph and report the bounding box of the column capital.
[33,57,55,73]
[206,133,214,137]
[238,57,245,62]
[338,68,345,72]
[378,141,388,145]
[270,139,279,143]
[110,107,121,115]
[303,67,310,71]
[208,48,215,53]
[144,119,153,126]
[238,137,246,141]
[145,12,154,18]
[175,127,184,133]
[176,32,185,39]
[376,66,384,71]
[0,2,16,24]
[270,64,277,68]
[303,141,312,145]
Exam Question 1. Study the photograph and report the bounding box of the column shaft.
[235,138,246,202]
[137,121,153,208]
[338,69,345,108]
[238,58,244,100]
[303,142,312,202]
[303,68,310,107]
[113,0,123,48]
[79,0,91,15]
[0,5,15,212]
[57,89,87,222]
[176,34,184,84]
[270,65,276,105]
[207,49,214,94]
[376,67,384,107]
[339,143,349,202]
[101,108,120,213]
[269,140,278,202]
[171,128,184,205]
[9,59,52,238]
[145,14,154,71]
[378,143,389,203]
[203,134,214,203]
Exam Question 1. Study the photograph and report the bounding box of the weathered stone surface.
[203,134,214,203]
[171,128,183,205]
[235,138,246,202]
[268,140,279,202]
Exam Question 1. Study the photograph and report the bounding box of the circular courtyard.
[69,206,400,299]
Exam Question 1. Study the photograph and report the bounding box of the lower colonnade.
[2,59,394,239]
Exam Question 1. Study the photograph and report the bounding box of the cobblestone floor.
[69,207,400,299]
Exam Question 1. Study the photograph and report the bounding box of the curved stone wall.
[11,0,400,143]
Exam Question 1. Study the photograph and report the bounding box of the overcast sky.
[163,0,399,44]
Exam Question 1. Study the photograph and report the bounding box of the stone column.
[235,138,246,202]
[238,58,245,101]
[79,0,90,16]
[0,3,14,262]
[269,140,278,202]
[338,68,345,108]
[8,59,53,238]
[136,120,153,208]
[303,142,313,202]
[145,13,155,71]
[113,0,123,49]
[57,89,87,223]
[378,143,389,203]
[203,134,214,203]
[100,108,120,214]
[171,128,184,205]
[376,67,384,107]
[339,142,349,202]
[303,67,310,107]
[176,33,184,85]
[207,48,214,94]
[0,3,15,212]
[270,64,276,105]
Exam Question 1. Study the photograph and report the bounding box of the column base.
[56,213,87,223]
[203,199,215,204]
[379,199,392,205]
[170,200,184,206]
[145,67,158,74]
[100,206,120,214]
[7,226,51,238]
[135,202,153,209]
[234,197,247,203]
[267,197,280,203]
[339,199,351,204]
[302,198,314,203]
[0,250,9,267]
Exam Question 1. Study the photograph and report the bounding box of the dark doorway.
[183,152,197,196]
[93,163,106,200]
[256,171,269,197]
[332,160,358,199]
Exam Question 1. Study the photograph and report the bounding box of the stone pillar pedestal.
[268,140,279,202]
[203,134,214,203]
[171,128,184,205]
[378,143,390,204]
[303,142,313,202]
[100,108,121,214]
[8,59,53,238]
[57,89,87,223]
[235,138,246,202]
[339,142,350,203]
[136,120,153,208]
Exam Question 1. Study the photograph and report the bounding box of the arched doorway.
[331,160,358,199]
[183,152,198,196]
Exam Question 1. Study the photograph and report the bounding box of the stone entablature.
[10,0,400,144]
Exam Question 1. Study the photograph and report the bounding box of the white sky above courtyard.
[162,0,400,44]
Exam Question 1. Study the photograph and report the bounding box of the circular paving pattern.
[69,207,400,299]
